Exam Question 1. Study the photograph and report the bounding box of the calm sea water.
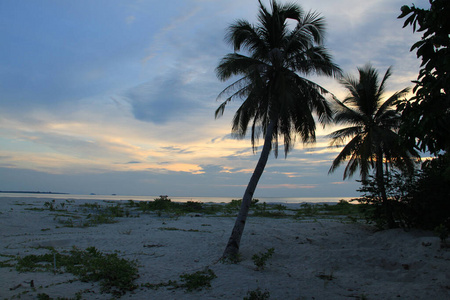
[0,193,356,204]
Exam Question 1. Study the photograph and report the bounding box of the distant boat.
[90,193,96,195]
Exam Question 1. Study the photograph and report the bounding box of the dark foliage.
[129,196,222,215]
[398,0,450,154]
[404,153,450,230]
[357,154,450,230]
[356,171,416,229]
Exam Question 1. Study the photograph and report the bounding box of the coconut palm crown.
[328,64,420,181]
[215,0,341,258]
[215,0,341,157]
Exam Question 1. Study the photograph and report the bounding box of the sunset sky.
[0,0,427,198]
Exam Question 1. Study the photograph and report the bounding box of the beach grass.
[141,268,217,292]
[12,246,138,296]
[123,196,366,222]
[17,196,369,229]
[252,247,275,270]
[244,287,271,300]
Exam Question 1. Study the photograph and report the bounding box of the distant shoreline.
[0,193,356,204]
[0,191,69,195]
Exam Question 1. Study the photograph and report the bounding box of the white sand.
[1,197,449,299]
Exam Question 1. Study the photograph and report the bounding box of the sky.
[0,0,428,198]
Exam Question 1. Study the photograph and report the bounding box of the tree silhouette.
[328,64,420,228]
[215,0,341,258]
[398,0,450,154]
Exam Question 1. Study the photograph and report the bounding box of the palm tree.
[328,64,420,228]
[215,0,341,259]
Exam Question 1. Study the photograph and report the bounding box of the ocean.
[0,193,356,204]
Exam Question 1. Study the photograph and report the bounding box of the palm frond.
[215,53,267,81]
[292,46,342,77]
[331,97,364,125]
[375,87,410,121]
[376,66,392,99]
[215,99,230,119]
[297,10,326,44]
[291,75,333,125]
[216,76,251,101]
[327,126,362,147]
[329,135,361,176]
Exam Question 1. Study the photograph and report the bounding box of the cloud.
[124,72,204,124]
[271,171,304,178]
[125,15,136,24]
[160,146,194,154]
[142,6,201,63]
[259,184,318,189]
[304,146,343,155]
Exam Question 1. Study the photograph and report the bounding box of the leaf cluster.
[179,268,217,292]
[398,0,450,153]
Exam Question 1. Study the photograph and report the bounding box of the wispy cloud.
[259,184,318,190]
[142,6,201,63]
[125,15,136,24]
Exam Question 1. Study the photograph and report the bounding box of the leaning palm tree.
[215,0,341,259]
[328,64,420,228]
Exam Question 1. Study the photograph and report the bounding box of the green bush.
[252,248,274,270]
[226,199,259,210]
[179,268,217,291]
[106,204,124,217]
[295,203,319,217]
[182,201,204,212]
[133,197,207,215]
[244,287,270,300]
[355,154,450,231]
[16,247,138,296]
[150,196,173,210]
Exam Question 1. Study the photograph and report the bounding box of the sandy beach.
[1,197,449,299]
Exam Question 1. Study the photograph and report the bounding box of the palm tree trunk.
[376,151,396,228]
[222,119,276,259]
